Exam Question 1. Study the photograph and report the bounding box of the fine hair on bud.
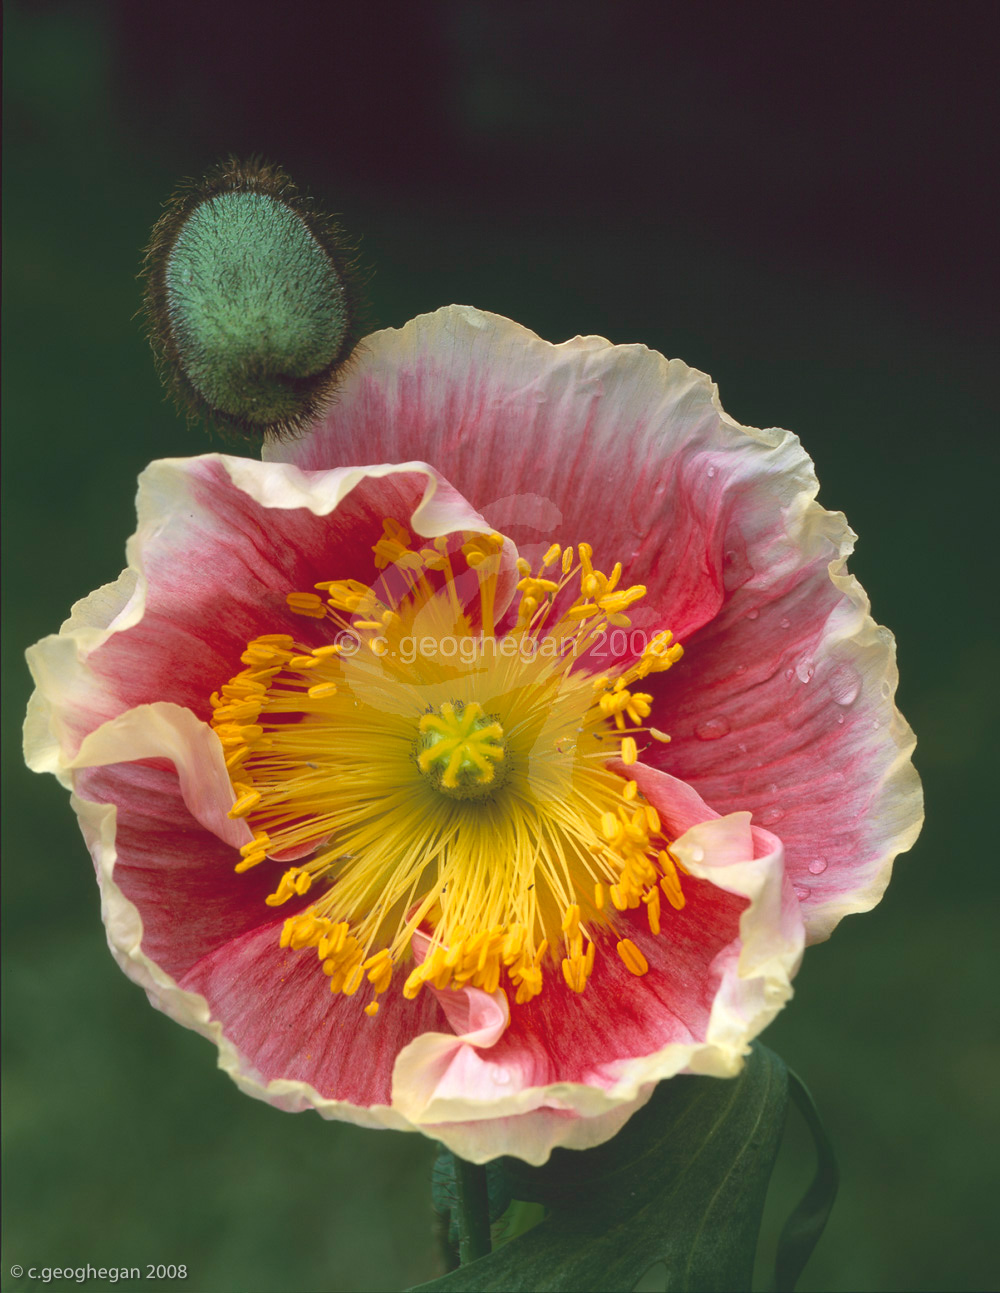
[142,157,366,442]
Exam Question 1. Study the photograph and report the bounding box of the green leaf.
[411,1043,789,1292]
[774,1071,839,1292]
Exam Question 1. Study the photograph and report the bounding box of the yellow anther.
[644,885,662,936]
[561,546,575,574]
[594,881,606,911]
[228,790,261,819]
[516,558,532,576]
[517,595,539,622]
[622,780,638,802]
[285,593,327,618]
[561,904,581,939]
[601,811,621,842]
[234,852,266,873]
[265,866,310,906]
[320,579,374,612]
[542,543,562,567]
[403,966,426,1000]
[616,938,649,976]
[659,852,686,910]
[565,602,600,621]
[307,682,339,700]
[462,532,504,568]
[650,728,672,743]
[364,1001,380,1017]
[621,736,638,765]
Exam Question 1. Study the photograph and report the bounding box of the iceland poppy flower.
[24,306,922,1164]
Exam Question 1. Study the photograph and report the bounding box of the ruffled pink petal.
[267,307,921,937]
[641,512,921,940]
[25,455,517,766]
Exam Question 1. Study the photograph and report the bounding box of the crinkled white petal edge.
[271,305,923,944]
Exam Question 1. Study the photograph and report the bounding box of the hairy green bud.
[143,158,363,440]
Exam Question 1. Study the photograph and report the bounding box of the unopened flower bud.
[142,158,363,440]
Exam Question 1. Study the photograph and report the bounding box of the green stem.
[453,1156,492,1266]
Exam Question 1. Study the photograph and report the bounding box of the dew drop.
[795,658,815,684]
[707,465,717,478]
[784,667,795,681]
[880,679,892,698]
[808,857,828,875]
[829,663,861,706]
[747,608,760,620]
[737,741,748,753]
[794,885,811,902]
[760,805,784,825]
[836,713,845,724]
[695,716,730,741]
[779,617,791,629]
[493,1067,512,1086]
[735,663,747,674]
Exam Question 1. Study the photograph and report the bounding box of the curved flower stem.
[453,1157,492,1266]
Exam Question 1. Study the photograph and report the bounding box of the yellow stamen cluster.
[210,520,686,1018]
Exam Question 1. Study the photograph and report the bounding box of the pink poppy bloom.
[24,306,922,1165]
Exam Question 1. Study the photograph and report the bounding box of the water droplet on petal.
[735,663,747,674]
[880,679,892,698]
[836,713,845,724]
[747,608,760,620]
[493,1067,512,1086]
[737,742,748,753]
[779,617,791,630]
[707,465,716,478]
[829,663,861,706]
[808,858,828,875]
[695,716,730,741]
[760,805,784,825]
[796,658,815,684]
[794,885,811,901]
[784,668,795,682]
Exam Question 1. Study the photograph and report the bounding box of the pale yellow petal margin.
[390,812,804,1164]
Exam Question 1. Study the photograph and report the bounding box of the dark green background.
[3,4,997,1291]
